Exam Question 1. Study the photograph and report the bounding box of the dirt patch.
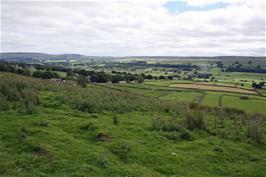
[32,145,49,157]
[96,133,112,142]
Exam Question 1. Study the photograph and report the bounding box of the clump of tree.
[32,70,59,79]
[252,82,265,89]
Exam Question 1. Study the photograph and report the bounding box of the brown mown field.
[169,83,258,95]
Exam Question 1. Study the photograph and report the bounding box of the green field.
[222,95,266,114]
[101,81,266,115]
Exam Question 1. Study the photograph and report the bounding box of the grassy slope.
[0,73,266,177]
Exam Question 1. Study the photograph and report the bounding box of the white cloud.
[1,0,265,56]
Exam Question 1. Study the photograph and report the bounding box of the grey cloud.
[1,1,265,56]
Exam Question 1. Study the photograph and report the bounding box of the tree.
[32,70,43,78]
[252,82,264,89]
[90,72,109,83]
[145,74,153,79]
[111,75,124,83]
[136,75,144,83]
[21,68,31,76]
[42,70,59,79]
[159,75,165,79]
[168,76,173,80]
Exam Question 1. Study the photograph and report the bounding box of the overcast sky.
[1,0,265,56]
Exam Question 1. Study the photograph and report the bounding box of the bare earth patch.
[169,83,257,95]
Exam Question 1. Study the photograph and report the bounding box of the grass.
[1,109,266,177]
[222,95,266,114]
[1,72,266,177]
[202,92,222,107]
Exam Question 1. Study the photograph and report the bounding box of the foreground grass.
[1,108,266,177]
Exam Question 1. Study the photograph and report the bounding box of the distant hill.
[118,56,266,60]
[0,52,265,62]
[0,52,88,61]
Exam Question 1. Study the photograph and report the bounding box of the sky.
[1,0,265,56]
